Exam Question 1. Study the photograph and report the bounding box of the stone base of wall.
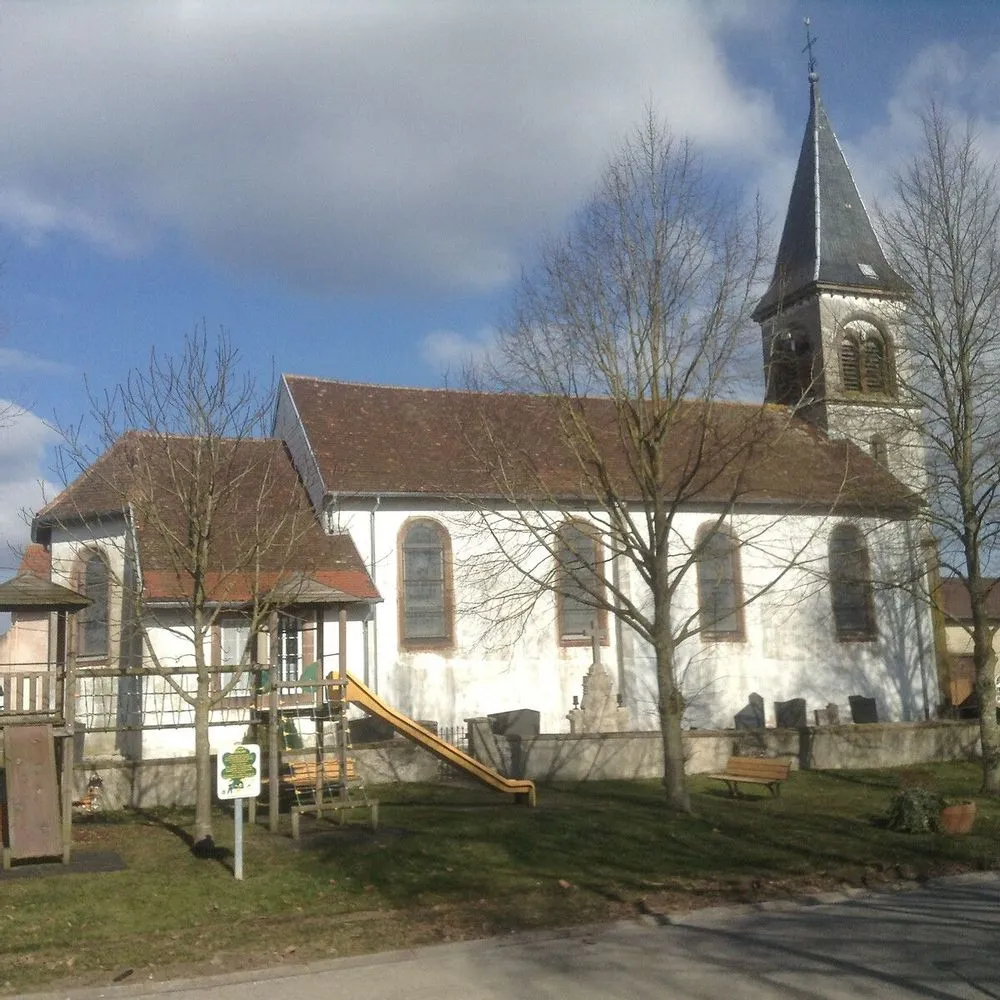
[499,721,981,782]
[73,720,982,809]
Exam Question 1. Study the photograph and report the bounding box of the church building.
[2,71,940,760]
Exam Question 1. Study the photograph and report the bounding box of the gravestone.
[814,703,840,726]
[774,697,807,729]
[734,692,766,730]
[487,709,540,738]
[849,695,878,724]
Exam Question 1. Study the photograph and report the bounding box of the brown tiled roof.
[939,578,1000,622]
[283,376,920,514]
[34,434,378,605]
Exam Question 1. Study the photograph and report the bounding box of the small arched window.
[77,551,109,658]
[696,526,744,640]
[840,321,892,396]
[829,525,876,640]
[769,329,814,404]
[556,521,606,644]
[399,519,453,647]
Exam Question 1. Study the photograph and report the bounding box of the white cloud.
[0,405,59,576]
[0,348,73,376]
[421,327,496,377]
[0,1,783,297]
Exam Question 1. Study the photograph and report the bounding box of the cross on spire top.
[803,17,819,81]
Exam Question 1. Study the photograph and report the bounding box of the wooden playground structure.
[0,572,89,869]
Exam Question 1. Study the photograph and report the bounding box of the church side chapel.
[1,67,938,772]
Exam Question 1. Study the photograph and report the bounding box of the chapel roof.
[33,435,379,605]
[753,74,910,321]
[282,375,920,516]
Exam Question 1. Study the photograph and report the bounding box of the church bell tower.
[753,69,924,491]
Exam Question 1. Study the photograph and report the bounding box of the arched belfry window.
[829,524,876,640]
[399,519,453,647]
[840,321,893,396]
[769,328,814,404]
[555,521,607,644]
[696,525,744,640]
[77,550,110,658]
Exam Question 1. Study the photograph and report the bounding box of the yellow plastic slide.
[341,672,536,806]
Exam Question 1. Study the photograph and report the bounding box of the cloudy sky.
[1,0,999,573]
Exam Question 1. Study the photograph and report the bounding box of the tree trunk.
[193,671,214,842]
[975,647,1000,794]
[654,641,691,812]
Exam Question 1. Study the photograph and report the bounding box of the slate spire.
[753,73,909,321]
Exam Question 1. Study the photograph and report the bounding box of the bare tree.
[467,113,807,812]
[880,105,1000,793]
[43,329,319,843]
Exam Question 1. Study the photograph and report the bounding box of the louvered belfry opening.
[839,322,892,396]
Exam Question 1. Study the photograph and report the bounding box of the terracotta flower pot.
[939,801,976,835]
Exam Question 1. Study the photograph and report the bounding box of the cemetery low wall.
[470,719,982,782]
[74,719,981,809]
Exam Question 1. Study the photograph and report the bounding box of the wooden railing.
[0,670,61,716]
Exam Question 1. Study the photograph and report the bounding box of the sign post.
[217,743,260,881]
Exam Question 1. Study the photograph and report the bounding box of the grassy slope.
[3,763,998,994]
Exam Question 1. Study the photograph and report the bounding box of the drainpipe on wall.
[370,496,381,694]
[612,549,626,703]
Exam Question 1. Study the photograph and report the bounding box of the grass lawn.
[3,762,999,995]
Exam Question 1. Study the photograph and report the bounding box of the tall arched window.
[829,524,876,640]
[696,525,744,640]
[399,519,453,647]
[77,551,109,658]
[556,521,606,644]
[840,321,893,396]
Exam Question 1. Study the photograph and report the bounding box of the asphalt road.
[27,872,1000,1000]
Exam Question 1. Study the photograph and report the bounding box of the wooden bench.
[285,758,378,839]
[706,756,791,798]
[286,758,358,791]
[248,757,379,837]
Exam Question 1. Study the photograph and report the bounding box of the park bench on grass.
[286,758,379,839]
[706,756,791,798]
[251,757,379,837]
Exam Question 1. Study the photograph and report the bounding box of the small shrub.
[885,787,944,833]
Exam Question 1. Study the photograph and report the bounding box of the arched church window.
[840,321,893,396]
[555,521,607,644]
[398,519,454,647]
[828,524,876,640]
[695,525,744,640]
[77,550,109,658]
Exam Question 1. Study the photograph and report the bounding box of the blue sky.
[2,0,1000,574]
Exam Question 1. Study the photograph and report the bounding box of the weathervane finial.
[803,17,819,82]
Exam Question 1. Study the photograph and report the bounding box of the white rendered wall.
[336,500,938,734]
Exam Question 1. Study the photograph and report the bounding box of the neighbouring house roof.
[753,76,910,321]
[33,435,379,606]
[282,375,921,516]
[938,578,1000,622]
[0,572,90,612]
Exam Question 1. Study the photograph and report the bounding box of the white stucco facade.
[332,498,937,734]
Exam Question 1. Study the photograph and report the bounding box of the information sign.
[217,743,261,800]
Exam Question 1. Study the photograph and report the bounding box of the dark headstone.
[734,692,766,730]
[487,709,541,738]
[774,698,807,729]
[349,717,397,744]
[814,703,840,726]
[849,696,878,724]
